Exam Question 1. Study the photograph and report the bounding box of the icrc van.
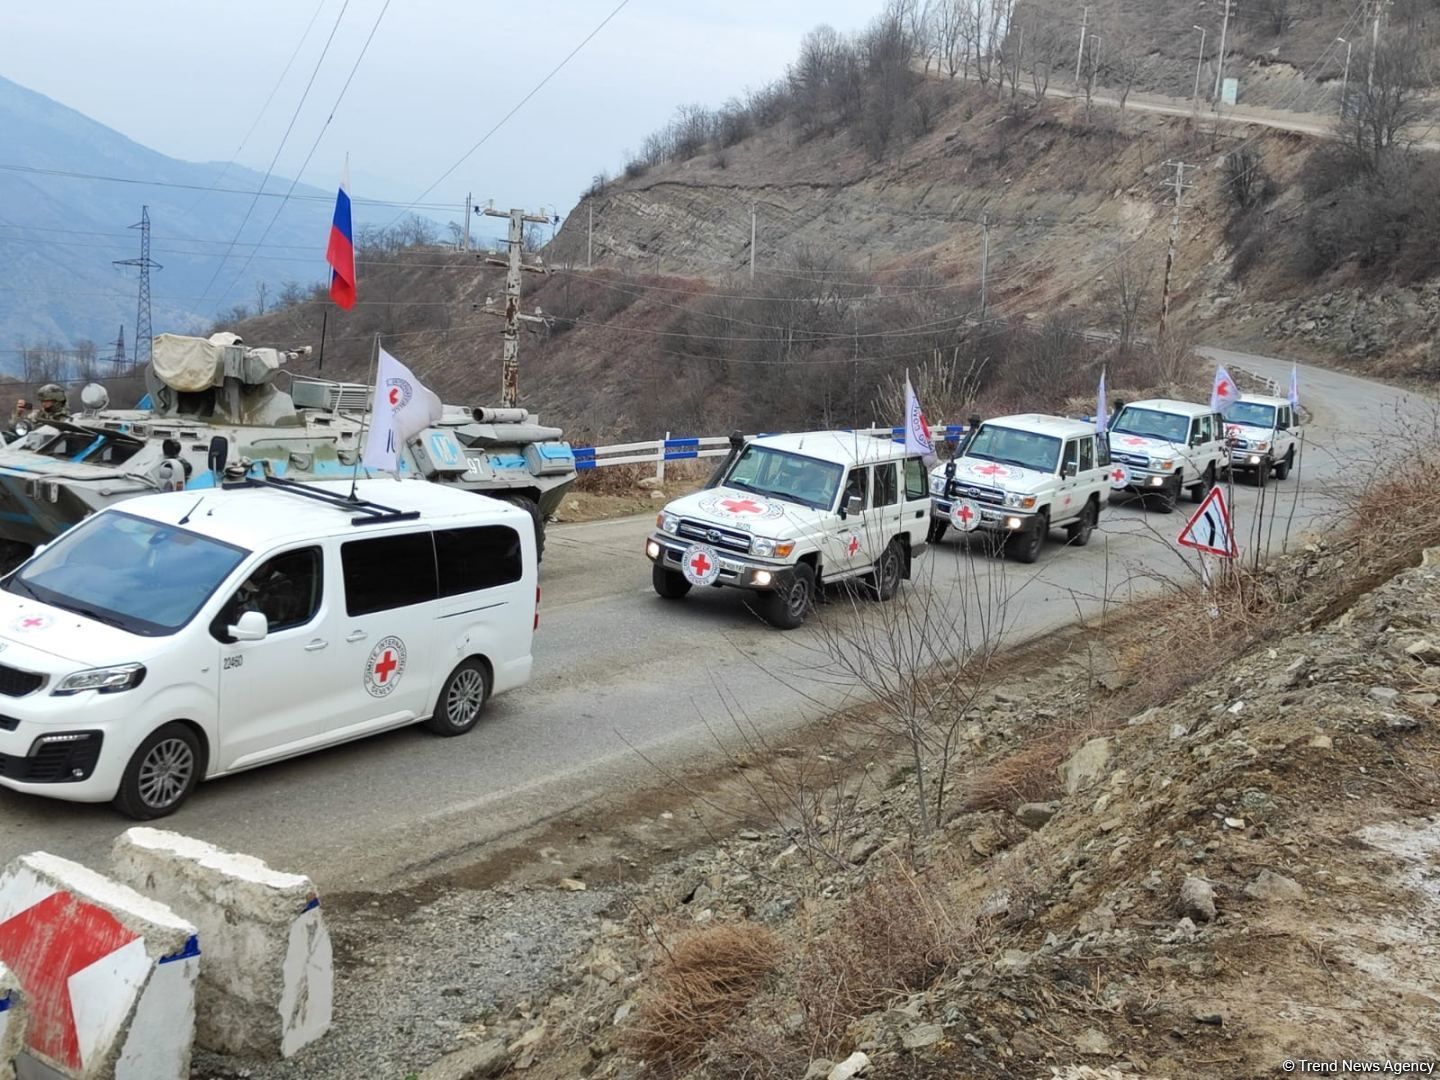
[1222,393,1301,486]
[1106,399,1231,512]
[0,477,538,818]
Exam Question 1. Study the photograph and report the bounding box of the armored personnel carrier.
[0,332,576,569]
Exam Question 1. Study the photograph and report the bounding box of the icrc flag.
[361,348,443,472]
[1288,364,1300,412]
[326,161,356,310]
[1210,365,1240,414]
[1095,367,1108,434]
[904,374,936,464]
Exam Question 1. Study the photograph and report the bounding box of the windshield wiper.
[7,577,40,600]
[64,605,127,630]
[994,456,1040,471]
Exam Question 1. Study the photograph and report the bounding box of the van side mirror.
[845,495,863,517]
[1062,463,1078,478]
[208,436,228,474]
[228,610,268,642]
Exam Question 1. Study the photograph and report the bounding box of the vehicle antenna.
[349,331,381,502]
[177,496,205,525]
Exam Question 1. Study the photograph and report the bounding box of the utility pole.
[1192,26,1208,113]
[750,203,757,281]
[1367,0,1387,91]
[1212,0,1232,107]
[1337,37,1352,118]
[110,325,126,375]
[1074,6,1089,88]
[478,206,551,408]
[979,212,991,318]
[113,206,161,370]
[462,192,472,252]
[1157,161,1198,351]
[587,204,594,269]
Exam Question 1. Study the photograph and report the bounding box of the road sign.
[1177,486,1237,558]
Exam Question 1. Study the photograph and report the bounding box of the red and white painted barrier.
[0,962,25,1080]
[0,852,199,1080]
[112,829,333,1060]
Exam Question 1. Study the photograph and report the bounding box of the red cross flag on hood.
[1210,365,1239,414]
[361,348,443,473]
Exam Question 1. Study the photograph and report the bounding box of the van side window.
[342,533,438,616]
[843,467,869,510]
[435,526,523,595]
[874,462,899,506]
[212,546,322,641]
[1062,439,1079,474]
[904,457,927,499]
[1078,437,1095,472]
[1097,434,1111,468]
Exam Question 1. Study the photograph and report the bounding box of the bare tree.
[1105,31,1148,113]
[1258,0,1289,35]
[1345,35,1430,171]
[254,280,268,316]
[1102,256,1151,356]
[1025,21,1065,100]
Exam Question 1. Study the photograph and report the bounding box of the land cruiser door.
[213,545,346,771]
[1058,438,1083,523]
[828,466,871,576]
[868,460,903,557]
[332,530,440,733]
[1071,435,1106,515]
[903,457,930,540]
[1183,415,1212,478]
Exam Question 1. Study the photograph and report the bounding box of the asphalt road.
[0,348,1416,890]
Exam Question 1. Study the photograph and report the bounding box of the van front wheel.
[426,660,491,736]
[114,723,201,820]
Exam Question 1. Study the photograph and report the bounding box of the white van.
[0,478,538,818]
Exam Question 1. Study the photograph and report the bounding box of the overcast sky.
[6,0,880,238]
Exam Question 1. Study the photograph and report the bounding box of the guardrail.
[572,424,972,473]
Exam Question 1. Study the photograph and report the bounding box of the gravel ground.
[192,884,616,1080]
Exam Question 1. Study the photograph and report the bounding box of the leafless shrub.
[1101,256,1151,358]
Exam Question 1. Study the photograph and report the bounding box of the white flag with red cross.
[361,348,443,473]
[904,373,936,464]
[1210,365,1240,414]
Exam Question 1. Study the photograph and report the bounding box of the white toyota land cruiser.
[645,432,932,629]
[1107,399,1230,512]
[927,414,1112,563]
[1222,393,1300,487]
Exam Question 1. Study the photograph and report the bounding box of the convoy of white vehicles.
[0,382,1300,817]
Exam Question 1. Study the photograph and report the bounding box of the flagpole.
[349,331,381,501]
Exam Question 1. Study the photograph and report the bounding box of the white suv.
[1223,394,1300,486]
[1107,399,1230,512]
[927,414,1111,563]
[646,432,932,629]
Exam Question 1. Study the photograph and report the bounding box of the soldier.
[33,384,69,422]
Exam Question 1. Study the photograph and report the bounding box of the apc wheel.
[927,519,948,545]
[114,723,201,820]
[1066,500,1097,547]
[499,494,545,561]
[757,563,815,630]
[1007,511,1048,564]
[1274,448,1294,481]
[872,540,904,601]
[652,563,692,599]
[1189,464,1216,503]
[426,659,491,736]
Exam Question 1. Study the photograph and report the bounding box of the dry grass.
[958,727,1078,812]
[620,923,781,1073]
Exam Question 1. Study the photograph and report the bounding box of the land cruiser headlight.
[1150,458,1175,470]
[930,474,947,495]
[1253,441,1270,452]
[656,512,680,534]
[53,663,146,696]
[1004,493,1038,510]
[750,537,795,559]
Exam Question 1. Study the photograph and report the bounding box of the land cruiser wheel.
[114,723,201,820]
[1007,510,1048,564]
[757,563,815,630]
[872,540,904,601]
[1189,464,1216,503]
[652,564,692,599]
[425,659,491,736]
[499,494,545,561]
[1274,448,1294,481]
[1154,477,1179,514]
[1254,460,1270,489]
[927,519,948,545]
[1066,500,1097,547]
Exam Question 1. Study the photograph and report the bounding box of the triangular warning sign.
[1177,486,1238,558]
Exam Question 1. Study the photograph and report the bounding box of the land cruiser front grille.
[0,664,44,698]
[1112,452,1149,468]
[946,482,1005,506]
[677,519,751,554]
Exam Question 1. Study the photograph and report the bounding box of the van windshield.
[1223,402,1277,428]
[724,446,844,510]
[965,425,1061,474]
[1111,407,1188,444]
[4,512,249,637]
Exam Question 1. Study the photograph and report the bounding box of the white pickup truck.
[645,432,933,629]
[1106,399,1230,513]
[1222,394,1300,486]
[927,414,1112,563]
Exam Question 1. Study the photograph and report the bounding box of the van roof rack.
[222,476,421,527]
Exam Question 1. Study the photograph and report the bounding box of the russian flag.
[325,162,356,310]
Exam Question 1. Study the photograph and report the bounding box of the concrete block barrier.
[0,962,26,1080]
[112,828,332,1060]
[0,852,199,1080]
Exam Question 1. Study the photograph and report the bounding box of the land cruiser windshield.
[1223,402,1277,428]
[725,446,844,511]
[4,511,248,636]
[965,425,1061,474]
[1111,407,1189,444]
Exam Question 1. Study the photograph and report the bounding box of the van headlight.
[1003,493,1038,510]
[750,537,795,558]
[656,512,680,534]
[52,663,146,696]
[930,475,947,495]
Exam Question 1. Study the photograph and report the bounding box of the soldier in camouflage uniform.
[32,384,69,422]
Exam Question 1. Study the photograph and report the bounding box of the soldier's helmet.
[37,384,65,405]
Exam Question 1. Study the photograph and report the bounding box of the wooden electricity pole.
[478,206,551,407]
